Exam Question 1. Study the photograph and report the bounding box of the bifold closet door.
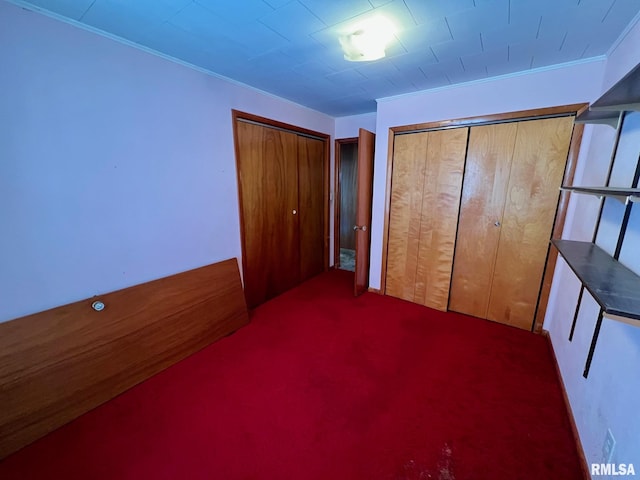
[297,135,325,282]
[448,123,518,319]
[236,121,300,308]
[386,127,469,311]
[486,116,574,328]
[449,116,574,329]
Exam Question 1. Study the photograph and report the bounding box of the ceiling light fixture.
[339,15,396,62]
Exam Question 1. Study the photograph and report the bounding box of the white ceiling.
[13,0,640,116]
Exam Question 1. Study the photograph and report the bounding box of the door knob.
[353,225,367,231]
[494,220,501,227]
[292,209,297,215]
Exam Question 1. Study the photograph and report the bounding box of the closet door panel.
[236,122,300,308]
[487,116,574,328]
[414,128,469,311]
[298,135,325,282]
[385,132,428,302]
[449,123,518,318]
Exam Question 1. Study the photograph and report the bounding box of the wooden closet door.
[385,132,428,302]
[385,128,468,310]
[297,135,325,282]
[236,121,300,308]
[487,116,574,329]
[413,128,468,310]
[449,123,518,318]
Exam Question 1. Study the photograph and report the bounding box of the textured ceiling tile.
[449,69,488,84]
[422,58,465,79]
[146,22,251,68]
[323,96,377,117]
[509,0,576,25]
[403,0,475,25]
[430,35,483,62]
[385,70,419,90]
[359,77,418,100]
[368,0,394,7]
[262,0,290,8]
[383,37,409,59]
[292,60,336,78]
[600,0,640,30]
[390,51,439,70]
[355,60,402,79]
[279,38,328,63]
[393,65,429,86]
[408,74,451,91]
[169,3,232,41]
[398,19,453,52]
[195,0,274,21]
[325,68,367,85]
[373,0,420,30]
[537,0,616,41]
[259,1,326,40]
[481,18,541,52]
[81,0,190,43]
[460,46,507,72]
[299,0,372,26]
[446,0,509,38]
[248,50,298,70]
[531,49,583,69]
[221,21,291,55]
[559,30,603,58]
[21,0,96,20]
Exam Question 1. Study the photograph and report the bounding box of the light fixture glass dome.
[339,15,396,62]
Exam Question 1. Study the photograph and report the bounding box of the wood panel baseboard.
[0,258,249,460]
[542,330,590,480]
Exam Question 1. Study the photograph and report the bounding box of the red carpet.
[0,270,583,479]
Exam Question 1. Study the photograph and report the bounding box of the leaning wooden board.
[0,258,249,459]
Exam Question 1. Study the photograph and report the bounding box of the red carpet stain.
[437,444,455,480]
[397,444,455,480]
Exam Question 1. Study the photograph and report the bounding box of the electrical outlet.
[602,429,616,463]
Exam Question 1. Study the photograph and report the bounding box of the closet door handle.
[353,225,367,231]
[292,209,297,215]
[494,220,501,227]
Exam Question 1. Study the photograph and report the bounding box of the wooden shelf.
[574,109,620,128]
[561,186,640,204]
[591,62,640,112]
[552,239,640,321]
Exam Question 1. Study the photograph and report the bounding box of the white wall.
[0,1,334,323]
[368,59,607,290]
[544,15,640,475]
[335,113,377,139]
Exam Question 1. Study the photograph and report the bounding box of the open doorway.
[334,129,375,296]
[334,139,358,272]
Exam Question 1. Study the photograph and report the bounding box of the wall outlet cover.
[602,428,616,463]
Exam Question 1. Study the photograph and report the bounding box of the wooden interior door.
[385,128,468,310]
[486,116,574,329]
[354,128,375,296]
[449,122,518,318]
[236,121,300,308]
[297,135,325,282]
